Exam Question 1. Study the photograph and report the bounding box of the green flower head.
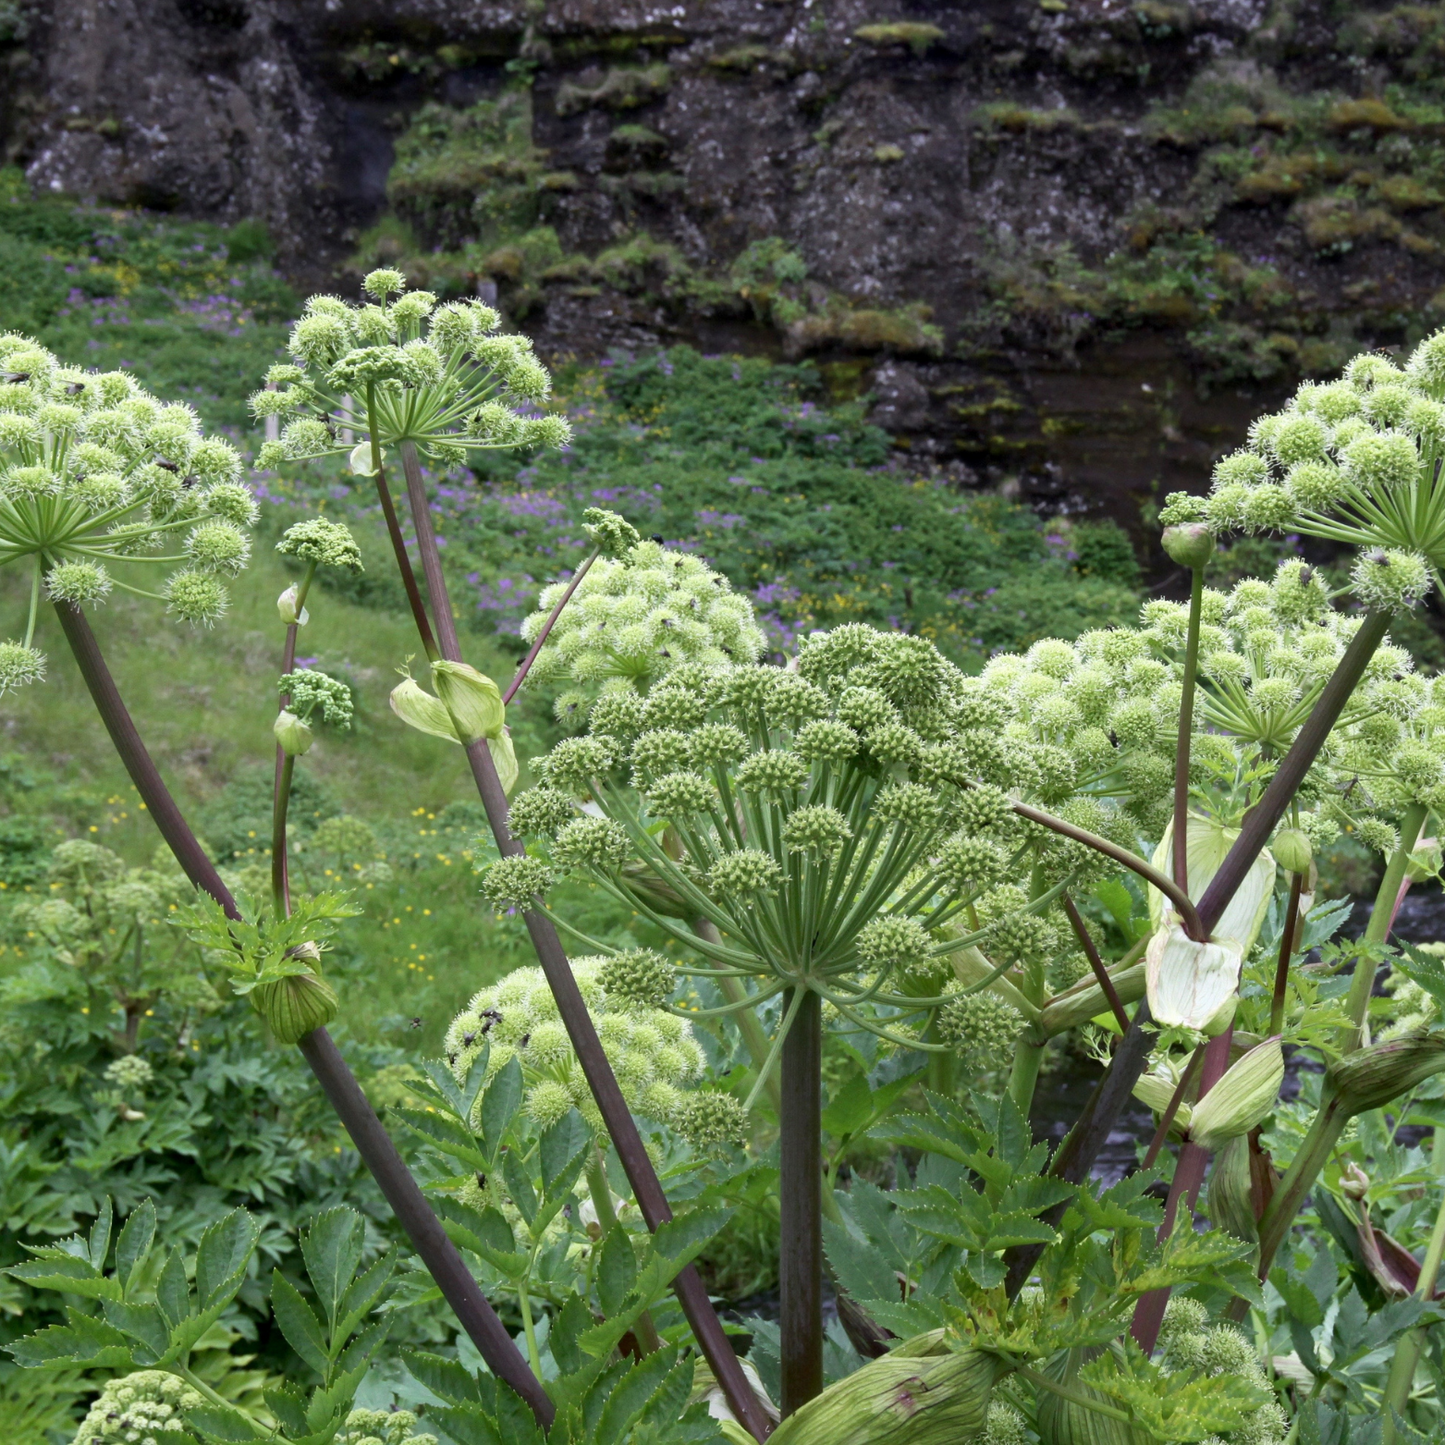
[0,337,253,681]
[277,517,364,572]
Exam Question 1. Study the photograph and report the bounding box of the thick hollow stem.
[779,987,822,1417]
[297,1029,553,1423]
[272,753,295,918]
[1255,1093,1347,1282]
[54,600,551,1424]
[1195,610,1392,937]
[503,548,600,704]
[1269,872,1305,1039]
[393,444,771,1440]
[1173,567,1205,891]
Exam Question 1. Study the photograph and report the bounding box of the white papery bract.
[250,271,571,474]
[0,335,252,682]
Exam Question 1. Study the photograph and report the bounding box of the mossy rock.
[853,22,945,56]
[556,64,671,117]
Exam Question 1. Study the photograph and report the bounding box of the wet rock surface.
[6,2,1445,537]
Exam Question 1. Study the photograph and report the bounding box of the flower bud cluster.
[0,335,254,680]
[444,957,711,1146]
[519,622,1075,1048]
[521,534,767,700]
[1156,1303,1288,1445]
[70,1371,205,1445]
[252,272,570,473]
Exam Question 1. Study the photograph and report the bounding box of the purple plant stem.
[1012,801,1205,941]
[1141,1044,1206,1170]
[779,989,822,1415]
[1269,872,1305,1038]
[1130,1024,1233,1353]
[503,548,599,704]
[1061,893,1130,1033]
[1173,567,1204,892]
[52,599,553,1426]
[1195,609,1391,936]
[395,442,771,1441]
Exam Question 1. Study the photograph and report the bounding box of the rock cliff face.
[5,1,1445,539]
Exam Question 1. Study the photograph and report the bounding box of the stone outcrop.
[6,1,1445,540]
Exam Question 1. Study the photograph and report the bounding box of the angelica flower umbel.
[444,957,722,1145]
[502,623,1079,1054]
[0,335,254,689]
[249,270,571,475]
[520,536,768,706]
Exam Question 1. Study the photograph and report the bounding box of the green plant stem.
[271,753,295,919]
[1195,609,1392,936]
[1254,1092,1348,1282]
[517,1274,544,1380]
[1173,565,1205,891]
[586,1147,662,1355]
[24,553,39,648]
[1344,801,1428,1048]
[698,920,782,1115]
[1269,871,1305,1038]
[393,441,771,1441]
[177,1366,264,1431]
[1381,1184,1445,1441]
[51,599,554,1427]
[272,560,318,916]
[1016,1364,1134,1424]
[779,986,822,1417]
[1007,869,1053,1118]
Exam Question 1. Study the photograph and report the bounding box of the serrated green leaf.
[154,1246,189,1330]
[115,1199,156,1296]
[429,1404,505,1445]
[501,1148,538,1227]
[335,1247,397,1343]
[396,1105,490,1171]
[195,1209,257,1313]
[88,1197,113,1271]
[822,1071,873,1139]
[401,1347,487,1406]
[480,1057,523,1159]
[539,1108,591,1194]
[549,1293,593,1379]
[300,1206,365,1328]
[7,1254,121,1302]
[185,1403,267,1442]
[101,1299,171,1362]
[270,1270,329,1377]
[594,1348,678,1442]
[263,1385,310,1436]
[597,1224,638,1317]
[822,1217,899,1306]
[8,1307,135,1369]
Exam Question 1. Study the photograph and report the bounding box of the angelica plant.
[259,270,771,1436]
